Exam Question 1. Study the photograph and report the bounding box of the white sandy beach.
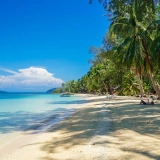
[0,94,160,160]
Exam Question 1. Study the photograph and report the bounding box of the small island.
[46,88,57,94]
[0,91,7,94]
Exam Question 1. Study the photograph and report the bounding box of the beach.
[0,94,160,160]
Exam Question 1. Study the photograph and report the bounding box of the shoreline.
[1,94,160,160]
[0,109,77,159]
[0,94,88,159]
[0,94,85,150]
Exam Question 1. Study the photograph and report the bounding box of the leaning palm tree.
[109,0,160,97]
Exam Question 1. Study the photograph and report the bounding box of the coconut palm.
[121,72,140,95]
[109,0,160,97]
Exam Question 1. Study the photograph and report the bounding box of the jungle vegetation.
[54,0,160,97]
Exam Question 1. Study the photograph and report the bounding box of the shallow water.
[0,93,83,147]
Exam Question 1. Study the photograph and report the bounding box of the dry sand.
[0,95,160,160]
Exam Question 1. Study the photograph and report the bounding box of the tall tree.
[108,0,160,97]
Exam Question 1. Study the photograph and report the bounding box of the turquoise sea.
[0,93,83,146]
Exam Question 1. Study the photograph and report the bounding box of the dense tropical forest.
[54,0,160,97]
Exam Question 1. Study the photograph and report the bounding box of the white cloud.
[0,67,19,75]
[0,67,64,91]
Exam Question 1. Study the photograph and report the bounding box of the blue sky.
[0,0,109,91]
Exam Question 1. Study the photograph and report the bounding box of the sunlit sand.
[0,95,160,160]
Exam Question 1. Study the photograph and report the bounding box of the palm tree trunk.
[107,81,112,94]
[132,68,144,96]
[142,39,160,98]
[136,73,144,96]
[149,71,160,98]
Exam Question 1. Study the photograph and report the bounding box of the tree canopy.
[54,0,160,97]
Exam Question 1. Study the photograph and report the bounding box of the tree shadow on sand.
[0,108,68,134]
[48,97,107,105]
[38,98,160,160]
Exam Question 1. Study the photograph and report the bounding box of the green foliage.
[53,88,63,94]
[120,72,139,96]
[63,0,160,96]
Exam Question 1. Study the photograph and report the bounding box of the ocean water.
[0,93,83,146]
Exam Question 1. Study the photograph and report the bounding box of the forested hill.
[0,91,7,94]
[46,88,57,94]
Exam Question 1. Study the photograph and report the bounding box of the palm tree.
[121,72,140,95]
[109,0,160,97]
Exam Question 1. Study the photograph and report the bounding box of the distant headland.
[46,88,57,94]
[0,91,7,94]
